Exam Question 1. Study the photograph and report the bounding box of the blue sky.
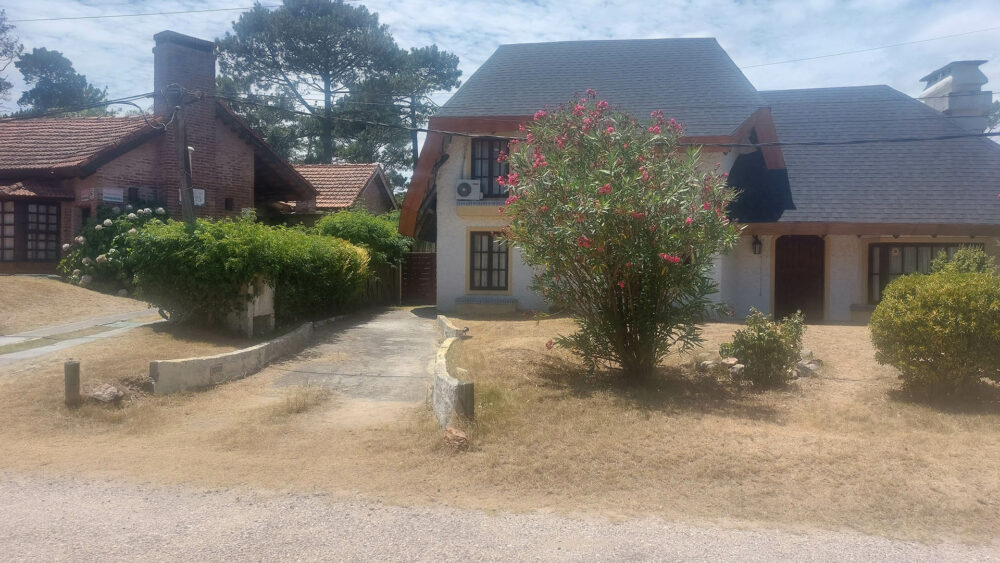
[2,0,998,114]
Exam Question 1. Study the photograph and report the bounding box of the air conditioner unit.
[455,179,482,201]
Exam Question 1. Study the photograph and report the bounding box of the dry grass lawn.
[0,315,998,545]
[0,276,149,335]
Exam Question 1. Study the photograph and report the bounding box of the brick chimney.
[152,30,216,115]
[919,60,992,133]
[151,31,223,217]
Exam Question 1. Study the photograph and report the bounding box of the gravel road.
[1,472,996,562]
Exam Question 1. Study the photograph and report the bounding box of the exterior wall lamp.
[751,235,762,255]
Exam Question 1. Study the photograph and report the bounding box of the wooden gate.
[774,235,824,322]
[402,252,436,305]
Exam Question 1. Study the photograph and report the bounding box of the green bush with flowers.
[501,91,741,380]
[58,204,167,291]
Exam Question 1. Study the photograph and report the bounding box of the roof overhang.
[743,222,1000,237]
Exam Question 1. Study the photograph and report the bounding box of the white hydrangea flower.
[103,219,113,227]
[96,254,108,264]
[127,213,138,219]
[72,269,81,276]
[75,236,85,244]
[62,243,71,251]
[142,208,152,215]
[81,257,92,266]
[155,207,165,215]
[80,275,93,285]
[94,225,103,231]
[128,228,138,235]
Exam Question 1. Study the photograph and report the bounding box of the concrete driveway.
[271,307,438,402]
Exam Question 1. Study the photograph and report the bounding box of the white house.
[399,39,1000,322]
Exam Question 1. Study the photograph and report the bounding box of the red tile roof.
[0,180,75,199]
[0,115,163,177]
[294,163,379,209]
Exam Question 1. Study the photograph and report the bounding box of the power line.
[213,92,1000,147]
[3,89,996,149]
[740,26,1000,69]
[8,6,279,23]
[0,92,156,122]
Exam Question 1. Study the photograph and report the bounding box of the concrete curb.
[149,322,314,395]
[437,315,467,338]
[431,316,473,427]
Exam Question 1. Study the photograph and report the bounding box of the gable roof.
[0,115,164,179]
[294,163,392,209]
[759,85,1000,225]
[436,38,766,137]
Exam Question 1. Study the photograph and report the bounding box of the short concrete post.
[455,381,474,420]
[64,360,81,408]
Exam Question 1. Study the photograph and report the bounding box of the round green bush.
[313,209,412,267]
[720,308,804,388]
[870,271,1000,394]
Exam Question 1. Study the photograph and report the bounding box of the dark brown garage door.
[774,235,824,322]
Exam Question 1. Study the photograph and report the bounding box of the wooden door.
[774,236,824,322]
[401,252,436,305]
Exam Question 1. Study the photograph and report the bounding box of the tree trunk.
[321,75,334,163]
[409,94,419,167]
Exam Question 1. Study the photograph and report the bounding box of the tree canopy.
[0,10,22,103]
[217,0,461,185]
[15,47,107,114]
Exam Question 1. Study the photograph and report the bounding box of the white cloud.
[1,0,997,113]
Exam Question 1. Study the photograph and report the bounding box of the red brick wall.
[357,177,395,215]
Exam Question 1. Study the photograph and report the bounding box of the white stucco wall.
[713,234,773,318]
[435,136,547,312]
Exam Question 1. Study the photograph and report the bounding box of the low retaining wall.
[149,322,314,395]
[431,317,473,427]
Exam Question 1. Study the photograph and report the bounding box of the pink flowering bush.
[501,93,741,380]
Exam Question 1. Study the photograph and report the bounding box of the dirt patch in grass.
[0,316,998,544]
[0,276,149,335]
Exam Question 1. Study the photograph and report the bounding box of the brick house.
[292,163,397,215]
[0,30,315,274]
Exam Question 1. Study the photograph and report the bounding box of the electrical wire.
[2,89,996,148]
[212,92,1000,147]
[740,26,1000,69]
[8,6,280,23]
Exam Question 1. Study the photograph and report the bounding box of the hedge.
[126,217,369,326]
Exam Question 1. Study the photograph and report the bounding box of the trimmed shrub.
[313,209,412,266]
[129,217,369,325]
[58,205,167,291]
[720,308,805,388]
[930,246,997,275]
[870,271,1000,394]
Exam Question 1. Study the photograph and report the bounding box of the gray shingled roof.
[437,38,766,137]
[761,85,1000,225]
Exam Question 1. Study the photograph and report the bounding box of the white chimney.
[919,60,992,134]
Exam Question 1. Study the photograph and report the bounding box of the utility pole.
[166,83,196,227]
